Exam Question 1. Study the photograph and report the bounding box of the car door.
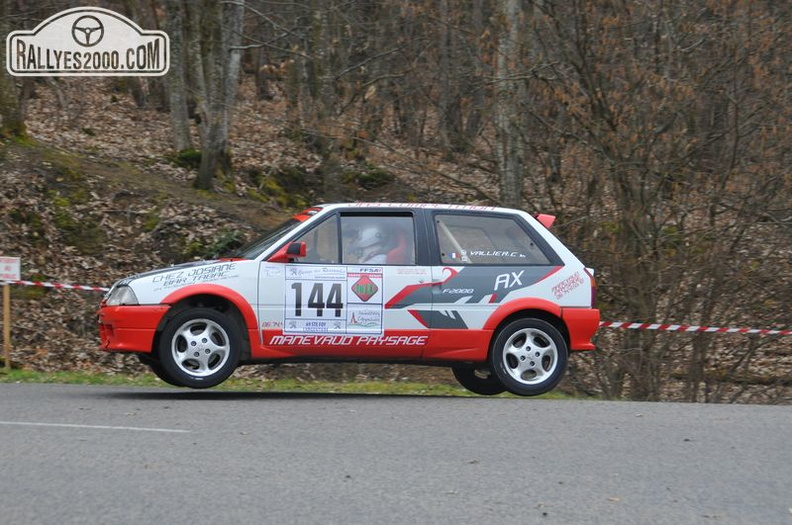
[256,212,354,356]
[337,211,428,358]
[258,209,430,359]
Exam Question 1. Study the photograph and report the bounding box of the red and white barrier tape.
[598,321,791,336]
[2,279,789,336]
[1,279,109,293]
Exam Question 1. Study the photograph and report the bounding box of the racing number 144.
[290,282,343,317]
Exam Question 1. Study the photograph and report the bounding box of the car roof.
[306,202,518,214]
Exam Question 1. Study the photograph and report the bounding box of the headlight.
[105,285,139,306]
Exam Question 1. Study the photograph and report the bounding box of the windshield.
[232,218,302,259]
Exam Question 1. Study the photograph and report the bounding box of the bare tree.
[493,0,525,207]
[529,0,791,400]
[193,0,245,190]
[0,0,26,138]
[163,0,193,152]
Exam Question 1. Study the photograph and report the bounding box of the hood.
[116,260,219,287]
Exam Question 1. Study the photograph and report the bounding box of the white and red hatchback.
[98,203,599,395]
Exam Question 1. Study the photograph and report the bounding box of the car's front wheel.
[158,308,242,389]
[452,365,506,395]
[489,318,568,396]
[137,353,184,387]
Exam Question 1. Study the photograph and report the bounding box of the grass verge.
[0,368,569,398]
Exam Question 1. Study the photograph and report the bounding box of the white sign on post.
[0,257,21,281]
[1,256,18,369]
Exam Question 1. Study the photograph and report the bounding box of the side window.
[435,214,552,265]
[292,215,339,263]
[340,215,416,265]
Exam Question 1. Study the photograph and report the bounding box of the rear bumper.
[97,305,170,353]
[561,307,600,351]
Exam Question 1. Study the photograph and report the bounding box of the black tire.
[452,365,506,396]
[137,353,184,387]
[489,318,568,396]
[157,308,242,389]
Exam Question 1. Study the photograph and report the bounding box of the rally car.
[98,203,599,396]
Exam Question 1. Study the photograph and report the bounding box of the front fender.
[161,284,258,335]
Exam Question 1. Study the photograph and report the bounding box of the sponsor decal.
[261,266,284,278]
[7,6,169,76]
[287,265,346,280]
[347,308,381,330]
[351,275,378,302]
[494,270,524,291]
[469,250,528,259]
[268,334,428,346]
[552,271,585,299]
[152,263,238,290]
[395,267,428,275]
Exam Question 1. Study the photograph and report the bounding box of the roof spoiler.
[534,213,556,229]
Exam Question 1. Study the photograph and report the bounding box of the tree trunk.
[437,0,453,151]
[0,0,25,138]
[184,2,208,145]
[462,0,486,150]
[495,0,525,208]
[194,0,244,191]
[163,0,193,152]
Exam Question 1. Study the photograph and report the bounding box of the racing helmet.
[350,224,391,259]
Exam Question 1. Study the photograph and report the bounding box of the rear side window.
[435,213,553,265]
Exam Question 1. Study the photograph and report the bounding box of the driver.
[350,224,393,264]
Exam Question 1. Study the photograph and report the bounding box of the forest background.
[0,0,790,403]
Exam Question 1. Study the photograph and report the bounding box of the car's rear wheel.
[158,308,242,389]
[489,318,568,396]
[452,365,506,395]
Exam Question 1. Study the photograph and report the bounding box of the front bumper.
[97,305,170,353]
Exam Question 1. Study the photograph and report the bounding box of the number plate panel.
[284,265,384,335]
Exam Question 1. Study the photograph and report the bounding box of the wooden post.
[3,283,10,370]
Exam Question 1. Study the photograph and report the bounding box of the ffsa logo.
[6,7,169,76]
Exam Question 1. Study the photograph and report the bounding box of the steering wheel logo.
[71,15,104,47]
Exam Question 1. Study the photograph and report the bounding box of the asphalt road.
[0,383,790,525]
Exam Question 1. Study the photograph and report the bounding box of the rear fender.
[483,298,563,332]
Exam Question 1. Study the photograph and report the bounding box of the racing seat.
[385,228,413,265]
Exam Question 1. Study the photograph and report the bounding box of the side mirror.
[287,241,307,258]
[268,241,307,263]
